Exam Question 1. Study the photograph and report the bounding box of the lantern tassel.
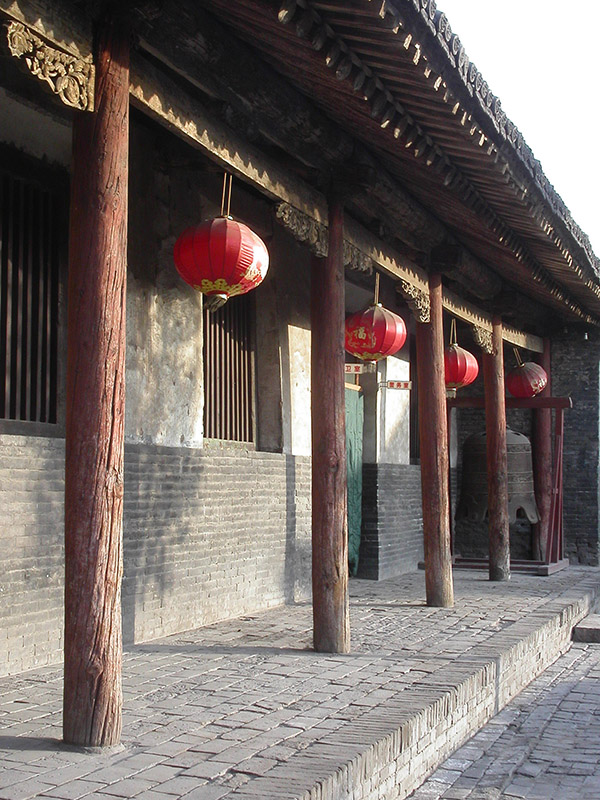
[205,294,228,312]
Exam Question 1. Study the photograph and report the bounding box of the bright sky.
[436,1,600,258]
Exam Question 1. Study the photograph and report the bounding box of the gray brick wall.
[552,327,600,565]
[0,436,311,676]
[122,444,312,643]
[0,434,65,677]
[358,464,424,580]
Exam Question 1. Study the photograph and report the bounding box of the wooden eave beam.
[448,397,572,410]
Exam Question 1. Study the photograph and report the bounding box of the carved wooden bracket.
[472,325,494,355]
[343,240,372,274]
[275,202,328,257]
[6,21,94,111]
[275,202,372,273]
[397,279,430,323]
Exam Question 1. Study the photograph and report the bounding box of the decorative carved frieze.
[342,240,372,274]
[275,202,373,273]
[397,279,430,323]
[5,21,94,111]
[472,325,494,355]
[275,202,328,257]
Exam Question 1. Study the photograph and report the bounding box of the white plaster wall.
[287,324,311,456]
[124,122,206,448]
[449,406,458,469]
[125,278,204,447]
[379,354,411,464]
[269,226,312,457]
[0,88,70,166]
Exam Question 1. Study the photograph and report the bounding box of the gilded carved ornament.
[472,325,494,354]
[397,280,430,323]
[5,21,94,111]
[275,202,328,257]
[275,202,373,273]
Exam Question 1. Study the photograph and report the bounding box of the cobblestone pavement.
[408,642,600,800]
[1,568,599,800]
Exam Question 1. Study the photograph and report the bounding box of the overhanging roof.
[198,0,600,325]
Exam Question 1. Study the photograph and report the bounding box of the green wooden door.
[345,386,364,576]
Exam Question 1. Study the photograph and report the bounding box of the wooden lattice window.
[0,164,60,423]
[203,295,254,442]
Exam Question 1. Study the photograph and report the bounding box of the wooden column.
[532,338,552,560]
[482,316,510,581]
[64,15,129,747]
[311,192,350,653]
[415,272,454,607]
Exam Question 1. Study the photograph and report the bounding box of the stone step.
[572,613,600,642]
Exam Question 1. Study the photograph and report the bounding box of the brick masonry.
[358,463,424,580]
[0,434,65,678]
[0,435,311,677]
[552,327,600,566]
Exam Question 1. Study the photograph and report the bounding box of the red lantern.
[345,303,407,361]
[506,361,548,398]
[174,216,269,308]
[444,319,478,391]
[445,344,479,389]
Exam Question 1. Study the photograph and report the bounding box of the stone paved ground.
[1,568,599,800]
[408,642,600,800]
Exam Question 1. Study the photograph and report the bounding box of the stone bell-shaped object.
[457,428,540,523]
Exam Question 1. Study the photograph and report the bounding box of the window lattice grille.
[0,168,59,423]
[203,295,254,442]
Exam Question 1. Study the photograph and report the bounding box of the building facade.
[1,0,600,745]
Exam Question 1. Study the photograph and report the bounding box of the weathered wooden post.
[415,272,454,607]
[482,315,510,581]
[311,191,350,653]
[64,14,129,746]
[532,338,552,561]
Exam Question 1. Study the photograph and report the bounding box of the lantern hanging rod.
[221,172,233,217]
[513,346,524,367]
[374,271,380,306]
[449,317,457,347]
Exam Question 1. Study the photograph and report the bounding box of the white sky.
[436,0,600,257]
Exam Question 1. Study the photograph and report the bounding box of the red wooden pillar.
[311,192,350,653]
[64,16,129,746]
[415,272,454,607]
[482,316,510,581]
[532,338,552,561]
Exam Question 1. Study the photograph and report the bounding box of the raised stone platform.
[1,567,599,800]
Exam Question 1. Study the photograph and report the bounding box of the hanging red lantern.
[173,174,269,309]
[444,319,479,389]
[506,348,547,398]
[345,304,407,361]
[445,345,479,389]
